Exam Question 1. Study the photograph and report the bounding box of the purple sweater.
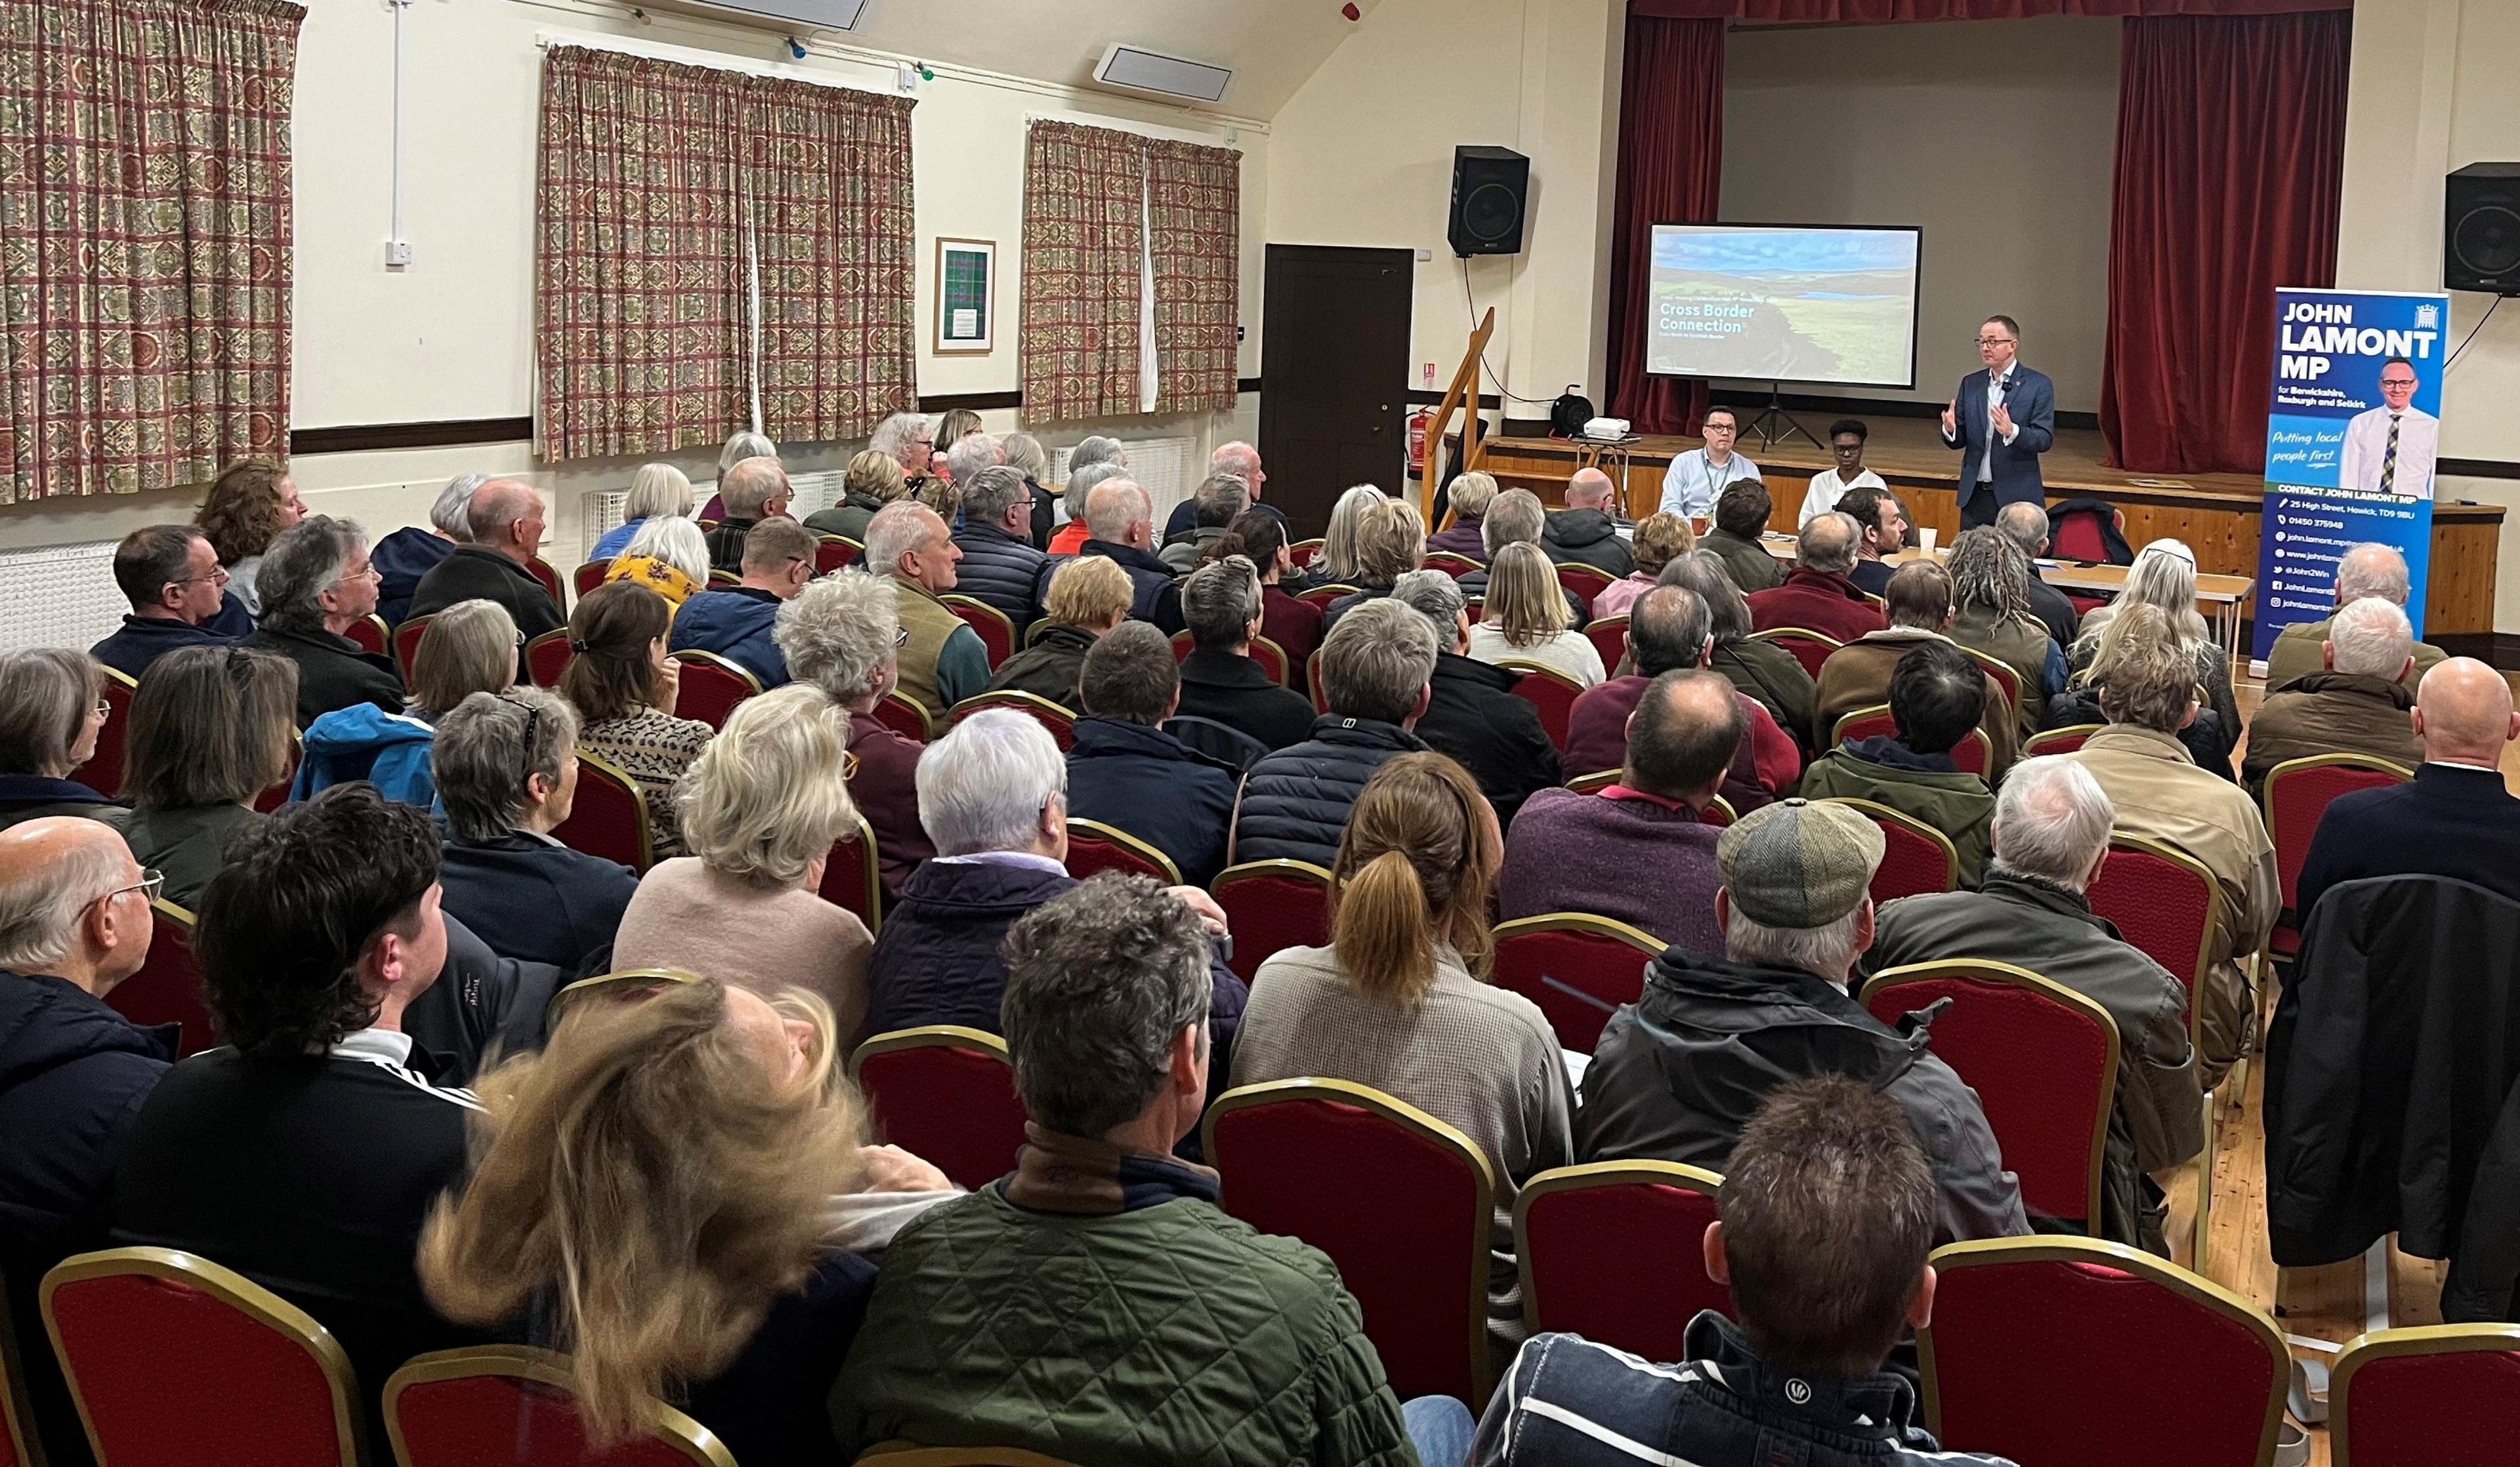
[1499,786,1723,957]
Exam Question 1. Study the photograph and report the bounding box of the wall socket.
[385,240,413,269]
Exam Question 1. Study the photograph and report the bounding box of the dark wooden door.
[1260,245,1413,538]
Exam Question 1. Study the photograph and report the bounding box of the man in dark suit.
[1941,314,2056,529]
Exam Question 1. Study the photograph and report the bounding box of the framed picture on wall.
[935,238,996,354]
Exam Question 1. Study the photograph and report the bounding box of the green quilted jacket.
[829,1186,1420,1466]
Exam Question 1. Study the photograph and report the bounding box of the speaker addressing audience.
[1795,417,1885,528]
[2259,541,2445,694]
[950,463,1048,633]
[866,501,988,714]
[1175,554,1318,752]
[704,457,796,575]
[243,513,407,727]
[2240,595,2424,793]
[1664,548,1815,750]
[774,570,936,903]
[0,648,121,831]
[1698,480,1783,595]
[1563,583,1793,807]
[1748,511,1887,647]
[1941,313,2056,529]
[1591,509,1694,620]
[1831,482,1908,600]
[1801,640,1997,888]
[803,447,912,543]
[1234,597,1439,869]
[406,478,562,646]
[1540,466,1635,578]
[374,472,484,626]
[1814,560,2017,781]
[117,644,297,907]
[1065,621,1240,888]
[670,515,819,688]
[192,457,303,619]
[91,524,234,678]
[986,552,1132,711]
[1657,403,1763,522]
[560,579,717,863]
[1391,568,1562,823]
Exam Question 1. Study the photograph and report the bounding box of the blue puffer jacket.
[1065,718,1240,888]
[293,704,438,809]
[1037,541,1184,634]
[949,522,1045,635]
[1230,717,1427,869]
[669,587,790,688]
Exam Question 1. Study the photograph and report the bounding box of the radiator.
[1053,436,1198,524]
[0,539,127,654]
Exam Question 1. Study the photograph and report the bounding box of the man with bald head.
[1540,467,1635,578]
[406,475,564,644]
[1040,476,1183,633]
[2263,543,2447,694]
[703,456,795,573]
[1164,440,1284,543]
[2296,657,2520,921]
[1746,510,1887,646]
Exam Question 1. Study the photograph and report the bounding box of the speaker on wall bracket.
[2446,162,2520,296]
[1450,146,1530,258]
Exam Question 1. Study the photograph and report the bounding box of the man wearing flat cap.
[1577,798,2028,1244]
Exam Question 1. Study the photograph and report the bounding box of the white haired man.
[864,502,988,716]
[1039,478,1185,634]
[1164,441,1283,543]
[407,478,563,644]
[2241,596,2424,793]
[2261,543,2447,693]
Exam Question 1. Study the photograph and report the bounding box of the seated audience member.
[1832,483,1908,599]
[245,514,408,726]
[1658,407,1762,520]
[1540,467,1635,577]
[433,688,636,972]
[92,526,236,678]
[1235,600,1439,869]
[374,474,481,626]
[1698,480,1784,595]
[1747,512,1888,646]
[1476,1077,1996,1467]
[1996,500,2082,649]
[1815,561,2018,779]
[422,978,951,1467]
[562,581,715,863]
[1235,752,1572,1350]
[775,573,936,903]
[1467,542,1606,688]
[1502,669,1737,953]
[863,413,935,506]
[1176,555,1318,751]
[1066,623,1240,886]
[112,785,482,1397]
[2065,605,2275,1085]
[297,599,511,810]
[2241,596,2424,793]
[830,876,1421,1467]
[2065,539,2239,777]
[1323,495,1430,630]
[1796,417,1887,525]
[1211,509,1326,674]
[612,685,875,1033]
[1564,585,1794,808]
[0,818,172,1466]
[866,501,988,715]
[118,646,296,906]
[670,516,818,688]
[803,448,910,543]
[589,462,695,562]
[1867,756,2204,1253]
[406,598,519,722]
[1460,489,1589,622]
[2296,655,2520,920]
[985,552,1131,711]
[1004,433,1057,548]
[407,478,564,645]
[704,457,795,574]
[603,513,711,609]
[193,458,303,619]
[950,464,1047,634]
[715,431,782,513]
[1159,471,1250,573]
[1947,526,2061,735]
[1049,478,1185,633]
[2262,542,2446,694]
[938,426,1000,488]
[1303,482,1387,591]
[1392,570,1561,824]
[1801,642,1998,888]
[0,650,121,831]
[1579,798,2028,1243]
[1164,441,1284,543]
[1043,460,1122,558]
[1590,510,1694,620]
[1427,470,1498,558]
[1666,550,1818,753]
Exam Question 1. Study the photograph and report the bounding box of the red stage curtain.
[1633,1,2347,16]
[1605,14,1725,436]
[2099,10,2348,474]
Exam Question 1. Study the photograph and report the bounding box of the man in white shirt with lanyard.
[1658,405,1763,520]
[1797,418,1887,526]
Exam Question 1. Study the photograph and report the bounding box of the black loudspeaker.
[1449,146,1529,257]
[2446,163,2520,295]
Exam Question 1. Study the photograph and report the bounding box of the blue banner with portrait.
[2252,287,2449,665]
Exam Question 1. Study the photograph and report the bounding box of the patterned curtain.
[536,47,748,463]
[1020,122,1146,423]
[1146,139,1242,417]
[0,0,303,504]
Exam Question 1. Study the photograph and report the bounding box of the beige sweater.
[611,857,874,1040]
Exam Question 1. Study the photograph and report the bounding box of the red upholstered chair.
[1064,819,1183,884]
[1424,550,1481,581]
[1248,634,1290,686]
[2048,503,2128,564]
[525,628,574,688]
[253,735,301,814]
[1860,961,2118,1233]
[1919,1237,2289,1467]
[1491,914,1664,1054]
[1830,703,1899,749]
[2025,724,2102,757]
[814,535,860,575]
[2087,835,2219,1041]
[1554,561,1614,610]
[1748,627,1841,680]
[345,613,390,657]
[2261,753,2411,959]
[1307,655,1330,714]
[574,559,614,598]
[1959,646,2021,720]
[386,1345,733,1467]
[77,666,140,798]
[1702,793,1736,827]
[1500,660,1584,754]
[1564,769,1618,794]
[1950,727,1994,779]
[1822,798,1960,903]
[1209,860,1334,982]
[667,650,760,732]
[552,753,653,874]
[0,1275,30,1467]
[41,1247,364,1467]
[393,615,433,682]
[106,900,215,1057]
[1515,1161,1730,1362]
[850,1027,1027,1191]
[526,555,567,613]
[818,812,883,935]
[874,690,934,743]
[1295,583,1357,612]
[707,569,741,589]
[2330,1322,2520,1467]
[1582,613,1629,674]
[948,690,1075,751]
[1169,629,1196,664]
[1288,537,1326,569]
[941,594,1016,669]
[1205,1080,1495,1405]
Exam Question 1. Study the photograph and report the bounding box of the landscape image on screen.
[1646,225,1920,388]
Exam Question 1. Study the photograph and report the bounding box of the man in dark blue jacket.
[89,526,235,679]
[1066,624,1239,888]
[950,465,1045,636]
[669,516,817,688]
[1161,441,1286,543]
[1038,478,1184,634]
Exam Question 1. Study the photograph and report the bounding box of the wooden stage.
[1475,419,2505,646]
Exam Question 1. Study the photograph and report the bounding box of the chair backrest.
[940,594,1016,669]
[1168,629,1196,665]
[2262,754,2412,918]
[873,690,933,743]
[1294,583,1357,611]
[1950,726,1994,778]
[1919,1237,2289,1467]
[1960,645,2021,715]
[1208,859,1333,981]
[849,1027,1027,1191]
[1491,913,1664,1054]
[2024,724,2101,757]
[551,752,654,874]
[393,615,433,682]
[253,734,301,814]
[2086,835,2219,1041]
[43,1247,364,1467]
[667,650,761,732]
[547,968,705,1029]
[815,535,860,575]
[1582,613,1629,674]
[1748,626,1841,679]
[1204,1080,1495,1405]
[1423,550,1481,581]
[1288,537,1326,569]
[1515,1161,1729,1362]
[1702,793,1736,827]
[106,899,214,1056]
[1306,655,1330,714]
[345,613,390,657]
[573,559,613,598]
[78,665,140,798]
[1498,659,1585,754]
[1860,961,2118,1230]
[947,690,1075,751]
[1247,634,1290,686]
[2048,504,2126,564]
[1554,561,1614,606]
[1064,818,1183,885]
[1820,797,1960,903]
[1565,768,1618,794]
[818,812,883,935]
[525,628,574,688]
[706,569,740,589]
[2330,1323,2520,1467]
[386,1345,734,1467]
[527,556,567,612]
[1829,703,1898,750]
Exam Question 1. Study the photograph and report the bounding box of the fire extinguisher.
[1406,363,1437,475]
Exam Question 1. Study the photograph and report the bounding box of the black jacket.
[1165,497,1287,543]
[2048,496,2136,564]
[1176,648,1317,752]
[242,624,407,728]
[2296,763,2520,922]
[951,521,1047,634]
[398,914,563,1086]
[1065,718,1240,888]
[407,545,564,644]
[1542,509,1635,577]
[704,516,757,574]
[2046,690,2237,781]
[984,621,1095,709]
[0,775,127,835]
[1416,653,1561,827]
[2025,575,2080,650]
[1232,716,1427,869]
[371,526,456,629]
[436,831,638,974]
[804,495,885,544]
[1039,541,1184,634]
[89,615,234,680]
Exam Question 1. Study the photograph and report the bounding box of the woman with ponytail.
[1206,508,1322,672]
[1228,751,1574,1360]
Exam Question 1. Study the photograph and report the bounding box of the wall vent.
[648,0,868,35]
[1093,45,1231,104]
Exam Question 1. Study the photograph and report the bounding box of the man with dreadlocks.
[1945,526,2063,737]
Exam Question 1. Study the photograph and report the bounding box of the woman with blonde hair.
[562,580,715,861]
[604,514,710,609]
[1591,511,1696,620]
[1321,496,1427,632]
[803,449,911,543]
[1467,541,1606,687]
[1309,483,1389,589]
[1230,751,1573,1354]
[2061,537,2240,775]
[984,554,1133,710]
[593,463,698,562]
[1429,470,1499,558]
[612,684,875,1033]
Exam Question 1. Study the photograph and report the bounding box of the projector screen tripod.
[1745,383,1823,452]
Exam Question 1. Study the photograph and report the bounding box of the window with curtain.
[0,0,304,504]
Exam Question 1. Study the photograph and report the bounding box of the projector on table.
[1581,417,1632,440]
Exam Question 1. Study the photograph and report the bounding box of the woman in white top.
[1466,541,1606,687]
[1796,418,1889,526]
